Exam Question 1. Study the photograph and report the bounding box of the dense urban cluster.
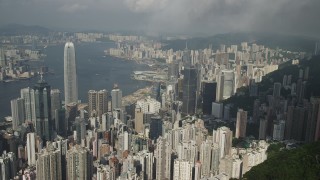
[0,33,318,180]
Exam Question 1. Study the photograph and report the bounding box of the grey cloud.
[0,0,319,37]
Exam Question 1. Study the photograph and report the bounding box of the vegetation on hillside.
[243,141,320,180]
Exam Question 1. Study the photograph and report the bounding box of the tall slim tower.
[10,98,25,130]
[182,67,197,116]
[36,143,62,180]
[64,42,78,105]
[67,146,93,180]
[111,85,122,110]
[34,77,53,141]
[235,109,248,138]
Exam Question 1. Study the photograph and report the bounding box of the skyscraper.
[67,146,93,180]
[182,67,197,116]
[0,48,6,67]
[202,81,217,115]
[27,133,36,166]
[34,77,53,141]
[36,143,62,180]
[10,98,25,130]
[64,42,78,105]
[88,89,108,118]
[21,87,36,123]
[235,109,247,138]
[111,85,122,110]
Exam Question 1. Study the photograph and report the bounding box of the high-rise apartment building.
[88,89,108,117]
[36,143,62,180]
[67,146,93,180]
[173,159,193,180]
[235,109,247,138]
[155,137,171,180]
[64,42,78,105]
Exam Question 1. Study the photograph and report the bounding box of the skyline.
[0,0,319,37]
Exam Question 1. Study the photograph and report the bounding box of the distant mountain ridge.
[0,24,51,35]
[162,32,318,53]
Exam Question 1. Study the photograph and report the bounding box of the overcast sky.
[0,0,319,37]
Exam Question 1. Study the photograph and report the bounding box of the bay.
[0,42,150,120]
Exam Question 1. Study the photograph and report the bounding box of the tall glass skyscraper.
[64,42,78,105]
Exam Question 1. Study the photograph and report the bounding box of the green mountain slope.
[243,141,320,180]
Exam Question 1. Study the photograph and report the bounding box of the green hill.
[243,141,320,180]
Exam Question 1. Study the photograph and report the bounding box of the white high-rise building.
[173,159,193,180]
[51,89,61,117]
[213,126,232,159]
[111,85,122,110]
[27,133,36,166]
[136,96,161,114]
[64,42,78,105]
[10,98,25,130]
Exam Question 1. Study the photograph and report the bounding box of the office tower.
[21,87,36,123]
[134,106,144,133]
[222,70,235,100]
[273,82,281,98]
[173,159,193,180]
[0,48,6,67]
[67,146,93,180]
[182,67,197,116]
[136,96,161,114]
[26,133,36,166]
[202,81,217,115]
[65,102,77,133]
[155,137,171,180]
[51,89,61,119]
[216,71,224,102]
[51,89,61,132]
[149,116,163,140]
[88,89,108,117]
[34,77,53,141]
[111,85,122,110]
[10,98,25,130]
[64,42,78,105]
[74,117,86,144]
[36,144,62,180]
[235,109,247,138]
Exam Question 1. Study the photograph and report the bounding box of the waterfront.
[0,42,150,120]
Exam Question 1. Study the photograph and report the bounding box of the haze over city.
[0,0,320,36]
[0,0,320,179]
